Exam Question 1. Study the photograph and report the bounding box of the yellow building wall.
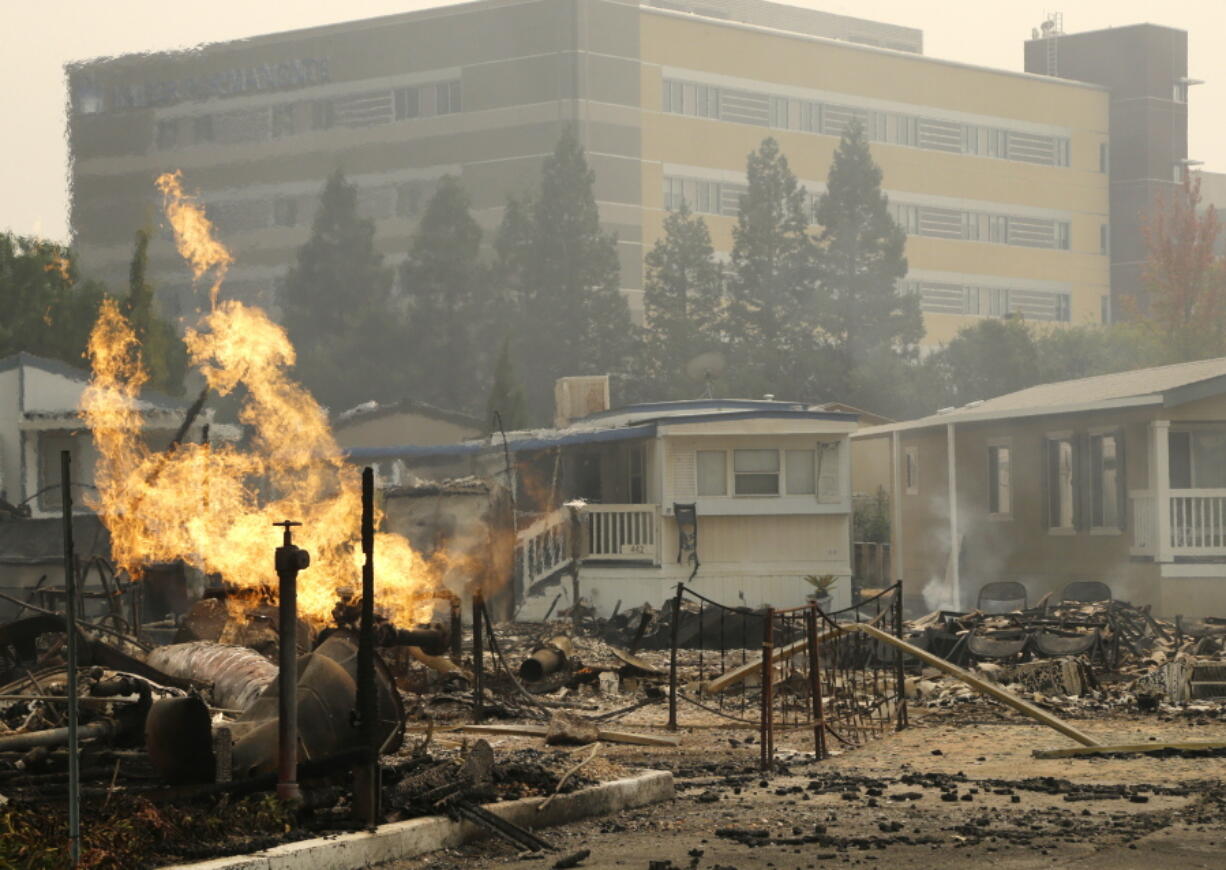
[638,10,1111,348]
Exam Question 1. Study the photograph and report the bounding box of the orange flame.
[81,173,439,624]
[154,171,233,308]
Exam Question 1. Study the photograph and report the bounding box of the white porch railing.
[1170,490,1226,554]
[1131,489,1226,558]
[516,507,575,590]
[583,504,659,562]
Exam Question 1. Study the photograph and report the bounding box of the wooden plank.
[852,623,1099,747]
[703,595,895,696]
[454,723,680,747]
[592,729,679,747]
[703,636,818,696]
[1032,741,1226,759]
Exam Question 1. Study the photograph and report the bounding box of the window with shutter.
[1089,433,1123,530]
[816,443,842,501]
[988,444,1011,517]
[670,448,697,502]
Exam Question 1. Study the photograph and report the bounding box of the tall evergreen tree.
[282,169,399,411]
[492,197,535,308]
[722,137,819,399]
[500,128,635,419]
[638,204,724,400]
[813,121,919,404]
[125,229,186,394]
[400,176,487,411]
[485,336,530,433]
[0,232,106,368]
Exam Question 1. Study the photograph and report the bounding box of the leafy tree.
[913,317,1175,416]
[813,121,919,403]
[853,487,891,544]
[124,229,186,394]
[925,317,1040,406]
[722,137,819,399]
[485,336,530,432]
[497,128,635,419]
[638,204,724,400]
[400,176,487,411]
[1032,322,1161,384]
[0,232,106,368]
[282,169,399,411]
[1137,173,1226,359]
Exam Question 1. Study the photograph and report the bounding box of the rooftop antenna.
[1036,12,1064,76]
[684,351,726,399]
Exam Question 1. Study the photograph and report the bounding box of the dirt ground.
[383,702,1226,870]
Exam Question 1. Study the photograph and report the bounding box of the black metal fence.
[667,582,907,771]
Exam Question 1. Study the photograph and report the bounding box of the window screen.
[1046,438,1075,529]
[696,451,726,496]
[988,445,1011,515]
[734,449,779,495]
[1090,434,1120,528]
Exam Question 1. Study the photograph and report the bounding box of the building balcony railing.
[514,503,662,595]
[1131,489,1226,559]
[582,504,659,564]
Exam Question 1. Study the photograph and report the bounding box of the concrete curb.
[162,769,674,869]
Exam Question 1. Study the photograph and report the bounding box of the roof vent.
[554,376,610,428]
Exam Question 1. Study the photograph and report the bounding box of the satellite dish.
[684,351,726,398]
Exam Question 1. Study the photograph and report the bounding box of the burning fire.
[81,172,438,624]
[154,171,232,308]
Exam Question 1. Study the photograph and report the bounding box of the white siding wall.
[0,368,18,503]
[662,433,850,515]
[21,367,87,413]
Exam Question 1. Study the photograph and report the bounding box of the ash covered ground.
[385,704,1226,870]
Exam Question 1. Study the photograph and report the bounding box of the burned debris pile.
[0,571,663,867]
[896,596,1226,715]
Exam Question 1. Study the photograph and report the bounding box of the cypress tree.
[639,204,724,400]
[485,335,530,433]
[282,169,399,411]
[722,137,819,399]
[125,229,186,394]
[813,121,919,404]
[504,128,635,419]
[400,176,486,411]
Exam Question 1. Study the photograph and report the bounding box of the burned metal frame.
[666,582,907,771]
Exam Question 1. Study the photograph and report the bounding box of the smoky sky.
[4,0,1224,241]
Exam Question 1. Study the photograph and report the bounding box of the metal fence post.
[472,589,485,723]
[668,583,683,731]
[760,608,774,773]
[353,467,380,827]
[449,594,463,664]
[893,580,908,730]
[805,605,826,761]
[61,452,80,865]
